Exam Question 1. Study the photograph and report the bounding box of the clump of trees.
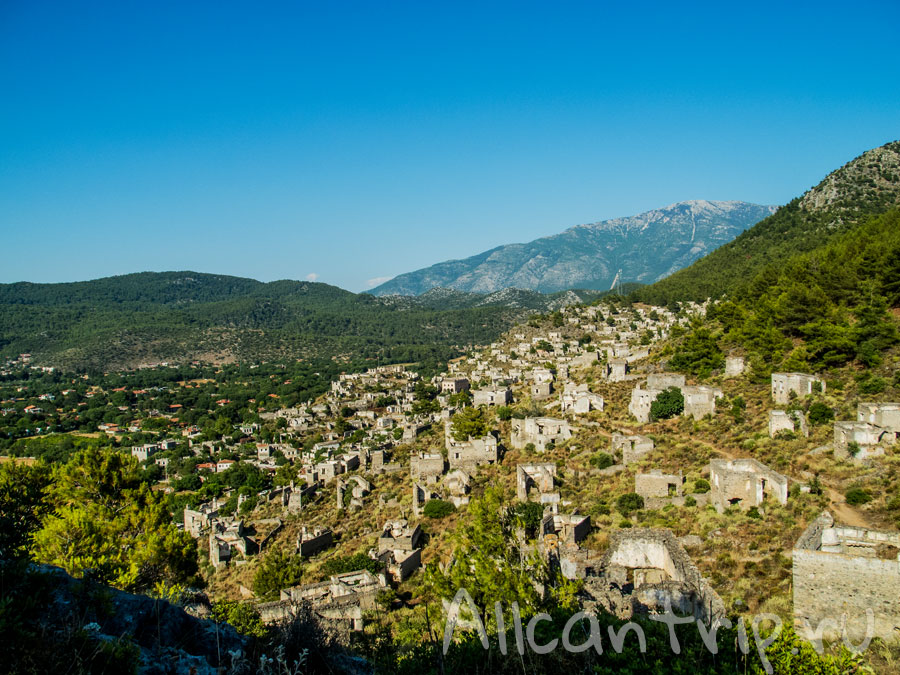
[650,387,684,421]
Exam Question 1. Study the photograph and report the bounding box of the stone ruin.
[443,468,471,507]
[336,475,372,510]
[410,452,445,484]
[708,458,788,512]
[580,528,725,623]
[833,421,887,460]
[472,387,513,407]
[635,470,684,507]
[604,358,628,382]
[611,432,654,465]
[793,511,900,641]
[516,463,559,504]
[771,372,825,405]
[371,520,423,583]
[768,409,808,438]
[412,482,439,517]
[445,424,500,469]
[510,417,572,452]
[297,525,333,557]
[724,355,745,377]
[559,383,604,414]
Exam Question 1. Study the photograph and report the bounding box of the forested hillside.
[0,272,602,370]
[633,141,900,306]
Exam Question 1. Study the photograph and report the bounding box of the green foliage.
[511,501,544,537]
[693,478,711,494]
[588,451,614,469]
[616,492,645,515]
[253,547,304,601]
[684,495,697,507]
[319,553,383,577]
[496,405,513,421]
[32,447,198,592]
[807,402,834,426]
[422,499,456,519]
[650,386,684,421]
[668,324,725,377]
[845,487,872,505]
[212,600,267,638]
[0,460,50,560]
[450,407,491,441]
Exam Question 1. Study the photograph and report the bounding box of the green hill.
[0,272,602,370]
[633,141,900,306]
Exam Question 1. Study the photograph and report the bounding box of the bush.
[693,478,710,494]
[511,501,544,536]
[845,487,872,505]
[807,402,834,426]
[616,492,645,515]
[320,553,383,577]
[423,499,456,519]
[649,387,684,421]
[496,406,513,421]
[684,495,697,507]
[746,507,762,520]
[589,452,614,470]
[211,601,267,638]
[253,547,305,601]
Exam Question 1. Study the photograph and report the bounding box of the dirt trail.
[699,440,873,529]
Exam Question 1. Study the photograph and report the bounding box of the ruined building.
[771,372,825,405]
[612,432,654,465]
[580,529,725,623]
[793,511,900,641]
[708,458,788,512]
[516,463,559,504]
[510,417,572,452]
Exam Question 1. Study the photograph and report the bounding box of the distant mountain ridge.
[371,200,777,296]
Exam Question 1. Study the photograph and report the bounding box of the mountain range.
[371,200,777,296]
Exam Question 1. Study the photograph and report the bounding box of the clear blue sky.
[2,1,899,292]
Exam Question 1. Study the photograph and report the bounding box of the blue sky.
[2,1,899,292]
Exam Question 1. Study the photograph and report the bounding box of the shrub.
[684,495,697,507]
[511,501,544,536]
[807,402,834,426]
[253,547,305,601]
[616,492,645,515]
[589,452,615,470]
[649,387,684,421]
[320,553,383,577]
[423,499,456,519]
[845,488,872,505]
[746,507,762,520]
[693,478,710,494]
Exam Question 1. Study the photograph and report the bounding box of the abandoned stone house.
[183,505,216,538]
[443,468,471,507]
[276,569,387,632]
[605,358,628,382]
[793,511,900,641]
[857,402,900,433]
[771,372,825,405]
[530,381,554,400]
[724,355,745,377]
[472,387,513,407]
[681,385,722,420]
[635,470,684,501]
[410,452,445,483]
[833,421,888,460]
[510,417,572,452]
[559,383,604,414]
[647,373,686,390]
[627,385,660,423]
[440,377,470,394]
[336,475,372,510]
[445,429,500,469]
[378,520,422,553]
[412,482,439,517]
[612,432,654,465]
[297,526,333,557]
[708,458,788,512]
[768,409,808,438]
[539,512,590,565]
[208,518,252,568]
[579,528,725,622]
[516,463,559,503]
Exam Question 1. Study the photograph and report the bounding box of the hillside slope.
[0,272,600,370]
[633,141,900,305]
[371,200,776,295]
